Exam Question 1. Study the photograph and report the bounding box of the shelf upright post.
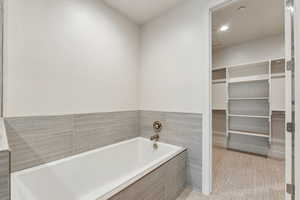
[226,66,230,147]
[269,60,272,146]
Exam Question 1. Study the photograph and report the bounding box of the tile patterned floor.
[177,147,285,200]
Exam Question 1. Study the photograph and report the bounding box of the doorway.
[210,0,291,199]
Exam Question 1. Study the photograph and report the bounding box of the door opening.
[208,0,295,199]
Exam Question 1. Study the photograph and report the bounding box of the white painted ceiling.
[212,0,284,49]
[103,0,185,24]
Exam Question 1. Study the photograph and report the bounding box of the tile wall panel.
[0,151,10,200]
[108,151,186,200]
[5,111,139,172]
[139,110,202,191]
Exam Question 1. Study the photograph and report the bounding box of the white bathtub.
[11,137,185,200]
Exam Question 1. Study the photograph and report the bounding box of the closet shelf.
[212,79,226,84]
[228,114,270,119]
[271,73,285,78]
[212,66,226,71]
[229,74,269,83]
[228,97,269,100]
[211,57,286,149]
[213,58,284,71]
[213,109,226,111]
[228,60,270,69]
[229,130,270,138]
[272,109,285,112]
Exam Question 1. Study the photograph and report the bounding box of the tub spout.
[150,134,160,141]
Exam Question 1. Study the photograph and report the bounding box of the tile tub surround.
[109,151,186,200]
[5,111,139,172]
[0,151,10,200]
[139,110,202,191]
[0,118,10,200]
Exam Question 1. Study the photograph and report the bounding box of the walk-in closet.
[211,0,285,198]
[213,58,285,157]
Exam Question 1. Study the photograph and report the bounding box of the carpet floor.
[177,147,285,200]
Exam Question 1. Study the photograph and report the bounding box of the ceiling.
[103,0,185,24]
[212,0,284,49]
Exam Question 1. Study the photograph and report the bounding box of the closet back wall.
[213,34,284,67]
[5,0,140,117]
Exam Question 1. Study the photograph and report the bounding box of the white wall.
[139,0,226,193]
[140,1,211,114]
[0,7,2,116]
[213,34,284,67]
[4,0,140,117]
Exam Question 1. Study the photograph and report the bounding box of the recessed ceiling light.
[220,25,229,32]
[287,5,294,13]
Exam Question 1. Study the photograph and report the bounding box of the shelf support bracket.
[286,58,295,72]
[286,183,295,196]
[287,122,295,133]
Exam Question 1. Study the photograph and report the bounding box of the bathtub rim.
[11,137,186,200]
[11,137,183,175]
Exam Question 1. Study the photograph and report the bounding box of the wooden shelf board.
[213,131,226,136]
[271,73,285,78]
[212,66,226,71]
[229,97,269,100]
[213,109,226,111]
[212,79,226,84]
[229,129,270,138]
[229,74,269,83]
[213,57,284,71]
[228,114,270,119]
[271,57,285,61]
[271,109,285,112]
[228,60,269,69]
